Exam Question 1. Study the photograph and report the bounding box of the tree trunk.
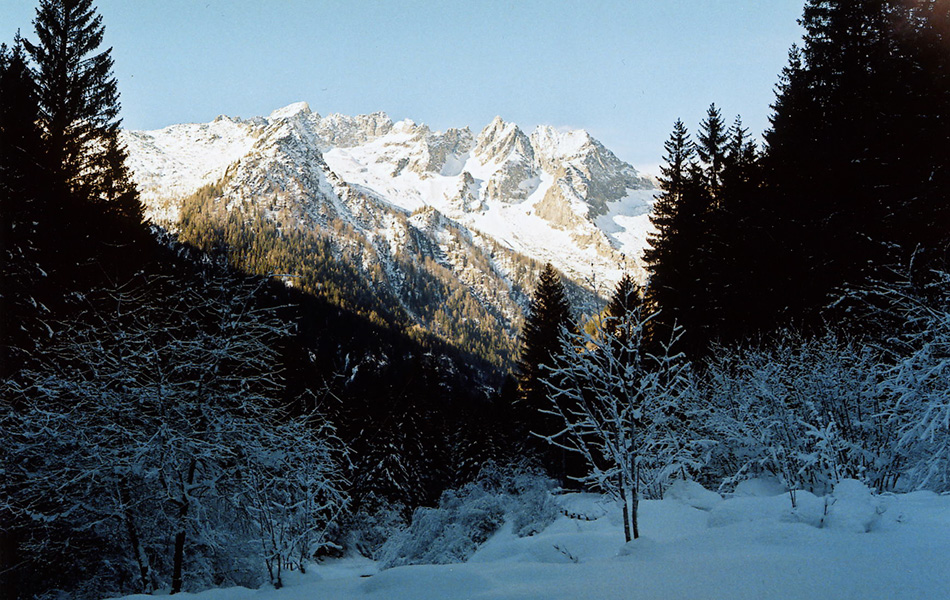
[171,527,186,595]
[124,509,152,593]
[0,528,18,600]
[171,459,197,595]
[631,462,640,540]
[620,485,632,543]
[120,484,152,594]
[631,492,640,540]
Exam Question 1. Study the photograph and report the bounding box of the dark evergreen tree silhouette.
[1,1,151,375]
[0,39,47,377]
[604,273,642,326]
[5,0,173,388]
[645,107,769,355]
[603,273,643,366]
[709,115,765,343]
[761,0,950,325]
[0,38,48,600]
[24,0,141,224]
[647,1,950,349]
[643,119,712,354]
[643,119,693,321]
[517,263,574,408]
[696,103,728,201]
[515,263,578,479]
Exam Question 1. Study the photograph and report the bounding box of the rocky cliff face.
[121,103,657,360]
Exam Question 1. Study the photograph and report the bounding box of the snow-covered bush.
[474,462,560,538]
[540,296,704,541]
[699,262,950,497]
[379,483,506,568]
[868,268,950,491]
[345,494,409,560]
[377,463,557,568]
[0,273,349,596]
[703,332,890,502]
[507,470,561,538]
[240,411,350,588]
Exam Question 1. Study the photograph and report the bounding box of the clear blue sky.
[1,0,805,173]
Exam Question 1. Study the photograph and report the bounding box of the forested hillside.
[0,2,526,597]
[173,177,545,369]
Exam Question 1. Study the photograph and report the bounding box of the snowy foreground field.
[118,481,950,600]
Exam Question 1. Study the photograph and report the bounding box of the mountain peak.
[315,112,394,147]
[392,118,430,136]
[474,116,532,166]
[269,101,312,121]
[480,115,517,138]
[531,125,595,160]
[122,102,655,297]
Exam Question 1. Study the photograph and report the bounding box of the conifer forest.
[2,1,950,599]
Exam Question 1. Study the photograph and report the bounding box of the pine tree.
[603,273,641,347]
[517,263,574,409]
[3,0,157,366]
[514,263,578,479]
[696,103,728,200]
[709,115,768,343]
[643,119,693,314]
[0,39,47,377]
[604,273,641,323]
[643,119,713,354]
[24,0,141,223]
[761,0,950,325]
[722,116,758,187]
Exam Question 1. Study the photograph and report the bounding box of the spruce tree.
[24,0,141,224]
[696,103,728,200]
[643,119,693,311]
[515,263,578,479]
[722,116,758,187]
[643,119,712,353]
[517,262,574,409]
[710,115,767,343]
[603,273,643,364]
[5,0,154,341]
[761,0,950,325]
[604,273,641,324]
[0,39,47,376]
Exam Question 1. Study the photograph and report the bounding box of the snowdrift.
[112,480,950,600]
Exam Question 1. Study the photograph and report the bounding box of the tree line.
[514,0,950,542]
[643,0,950,355]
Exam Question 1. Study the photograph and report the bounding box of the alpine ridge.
[121,103,657,364]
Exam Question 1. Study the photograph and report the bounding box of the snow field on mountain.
[123,118,258,204]
[595,188,658,258]
[114,481,950,600]
[323,140,653,287]
[123,103,658,293]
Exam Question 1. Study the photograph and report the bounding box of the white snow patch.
[268,101,312,121]
[665,480,723,511]
[594,188,657,259]
[112,490,950,600]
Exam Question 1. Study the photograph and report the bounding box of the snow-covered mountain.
[124,102,655,283]
[121,102,656,361]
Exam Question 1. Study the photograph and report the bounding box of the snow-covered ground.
[115,481,950,600]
